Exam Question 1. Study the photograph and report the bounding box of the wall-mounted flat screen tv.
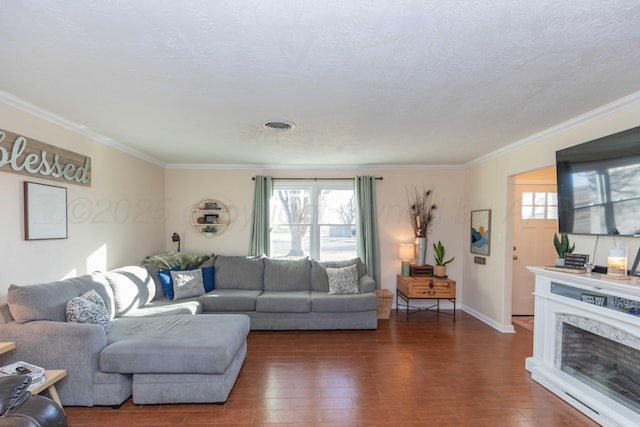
[556,125,640,236]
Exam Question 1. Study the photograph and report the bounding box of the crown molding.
[0,90,165,167]
[466,90,640,167]
[164,162,464,170]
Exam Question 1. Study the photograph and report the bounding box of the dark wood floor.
[64,310,599,426]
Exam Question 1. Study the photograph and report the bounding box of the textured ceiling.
[1,0,640,167]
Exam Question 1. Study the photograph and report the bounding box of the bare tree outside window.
[277,189,310,257]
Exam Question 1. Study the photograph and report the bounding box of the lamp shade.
[398,243,414,261]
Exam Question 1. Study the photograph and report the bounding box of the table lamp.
[607,244,627,276]
[398,243,414,276]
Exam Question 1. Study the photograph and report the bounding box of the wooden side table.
[0,342,16,355]
[29,369,67,411]
[396,275,456,320]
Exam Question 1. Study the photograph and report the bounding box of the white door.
[512,184,558,315]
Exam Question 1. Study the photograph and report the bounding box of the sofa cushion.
[118,298,202,317]
[256,291,310,313]
[171,269,205,300]
[105,266,156,317]
[327,264,360,294]
[213,255,264,290]
[263,258,311,292]
[66,289,111,333]
[311,291,378,313]
[7,272,115,323]
[199,290,262,312]
[101,314,250,374]
[310,258,366,292]
[143,265,166,302]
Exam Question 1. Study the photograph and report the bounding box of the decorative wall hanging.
[0,129,91,186]
[24,181,68,240]
[191,199,230,237]
[471,209,491,255]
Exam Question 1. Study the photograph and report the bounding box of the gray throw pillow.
[327,264,360,295]
[66,289,111,333]
[170,269,205,300]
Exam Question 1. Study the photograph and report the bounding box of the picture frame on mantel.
[470,209,491,256]
[24,181,68,240]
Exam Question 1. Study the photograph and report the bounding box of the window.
[270,180,356,261]
[522,191,558,220]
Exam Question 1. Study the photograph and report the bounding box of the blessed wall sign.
[0,129,91,186]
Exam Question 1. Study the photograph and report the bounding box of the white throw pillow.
[66,289,111,333]
[170,269,206,300]
[327,264,360,294]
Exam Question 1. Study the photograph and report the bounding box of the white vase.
[415,237,427,266]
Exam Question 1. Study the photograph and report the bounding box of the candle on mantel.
[607,247,627,276]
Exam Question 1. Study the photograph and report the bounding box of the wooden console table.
[396,275,456,320]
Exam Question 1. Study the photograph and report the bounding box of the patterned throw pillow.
[66,289,111,333]
[170,269,206,300]
[327,264,360,294]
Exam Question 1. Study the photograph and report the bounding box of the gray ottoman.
[101,314,250,404]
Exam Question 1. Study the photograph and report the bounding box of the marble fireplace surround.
[526,267,640,427]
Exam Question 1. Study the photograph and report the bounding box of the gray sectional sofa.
[192,255,378,330]
[0,255,377,407]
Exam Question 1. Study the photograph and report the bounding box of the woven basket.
[375,289,393,319]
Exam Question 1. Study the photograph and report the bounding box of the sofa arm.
[0,320,107,406]
[359,275,376,294]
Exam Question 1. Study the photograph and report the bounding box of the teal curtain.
[354,176,380,287]
[249,175,273,256]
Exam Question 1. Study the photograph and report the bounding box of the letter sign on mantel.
[0,129,91,186]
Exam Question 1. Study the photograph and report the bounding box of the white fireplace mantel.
[526,266,640,427]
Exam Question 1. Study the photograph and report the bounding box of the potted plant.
[202,225,217,236]
[433,240,455,277]
[408,188,437,265]
[553,232,575,267]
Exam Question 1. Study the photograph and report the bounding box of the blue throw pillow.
[201,266,215,292]
[159,266,214,298]
[158,266,181,299]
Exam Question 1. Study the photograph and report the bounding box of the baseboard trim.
[461,304,515,333]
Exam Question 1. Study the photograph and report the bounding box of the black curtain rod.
[251,176,383,181]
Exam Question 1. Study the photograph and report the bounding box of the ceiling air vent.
[264,120,296,132]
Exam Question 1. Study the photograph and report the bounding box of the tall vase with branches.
[408,188,437,265]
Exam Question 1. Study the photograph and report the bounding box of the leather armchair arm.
[0,376,67,427]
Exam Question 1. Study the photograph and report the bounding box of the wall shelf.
[191,199,229,237]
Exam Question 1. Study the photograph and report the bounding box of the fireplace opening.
[561,322,640,413]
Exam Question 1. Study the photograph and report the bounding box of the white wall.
[164,167,465,299]
[0,102,166,304]
[464,95,640,330]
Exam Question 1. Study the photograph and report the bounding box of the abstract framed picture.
[471,209,491,256]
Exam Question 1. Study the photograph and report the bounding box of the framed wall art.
[24,181,68,240]
[471,209,491,256]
